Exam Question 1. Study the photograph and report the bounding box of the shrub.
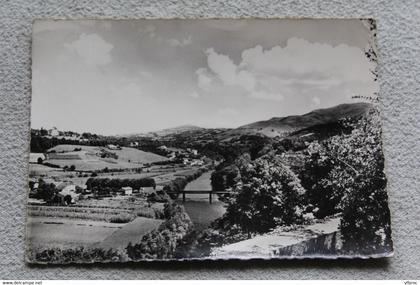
[86,177,156,190]
[222,155,306,236]
[29,247,124,264]
[126,203,193,260]
[109,213,134,223]
[134,207,157,219]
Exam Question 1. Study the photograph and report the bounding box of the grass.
[28,205,133,222]
[46,145,168,171]
[109,213,135,223]
[26,217,121,250]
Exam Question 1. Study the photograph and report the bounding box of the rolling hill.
[227,103,373,138]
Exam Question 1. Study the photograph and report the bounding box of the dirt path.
[95,217,163,250]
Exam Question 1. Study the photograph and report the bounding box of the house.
[48,127,59,137]
[190,159,204,166]
[168,152,177,160]
[129,141,139,147]
[139,186,155,195]
[29,153,46,164]
[107,144,120,150]
[121,186,133,195]
[57,184,80,204]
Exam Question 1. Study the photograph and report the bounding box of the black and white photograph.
[27,19,393,263]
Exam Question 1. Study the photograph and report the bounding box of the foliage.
[163,167,208,197]
[109,213,135,223]
[301,109,391,254]
[33,179,58,202]
[210,165,240,192]
[126,203,193,260]
[335,109,391,254]
[86,177,156,191]
[221,155,306,235]
[30,247,124,264]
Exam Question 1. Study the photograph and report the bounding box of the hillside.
[148,125,204,137]
[45,144,168,171]
[229,102,373,138]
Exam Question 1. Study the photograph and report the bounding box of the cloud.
[217,107,239,117]
[205,48,255,92]
[196,68,214,91]
[167,35,192,47]
[189,91,200,98]
[65,33,113,66]
[197,38,377,102]
[143,25,192,47]
[312,96,321,106]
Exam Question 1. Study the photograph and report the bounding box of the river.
[181,170,226,231]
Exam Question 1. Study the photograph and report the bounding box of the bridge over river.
[175,170,227,231]
[167,190,229,204]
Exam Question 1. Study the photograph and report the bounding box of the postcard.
[27,19,392,263]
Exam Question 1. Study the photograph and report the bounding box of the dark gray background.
[0,0,419,279]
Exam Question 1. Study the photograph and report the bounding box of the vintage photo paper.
[27,19,393,263]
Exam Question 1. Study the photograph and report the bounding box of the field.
[27,142,212,257]
[27,217,123,249]
[27,195,165,251]
[45,145,168,171]
[95,217,164,250]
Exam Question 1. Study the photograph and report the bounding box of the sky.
[31,19,378,135]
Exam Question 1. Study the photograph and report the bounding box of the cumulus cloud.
[195,68,214,91]
[197,38,377,102]
[205,48,255,92]
[65,33,113,66]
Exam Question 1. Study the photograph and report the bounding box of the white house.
[129,141,139,147]
[121,186,133,195]
[48,127,59,137]
[59,184,80,204]
[140,187,155,195]
[29,153,46,164]
[107,144,119,150]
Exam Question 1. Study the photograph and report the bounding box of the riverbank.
[182,171,226,231]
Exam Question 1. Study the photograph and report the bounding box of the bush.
[134,207,158,219]
[29,247,124,264]
[86,177,156,190]
[222,155,306,236]
[126,203,193,260]
[109,213,134,223]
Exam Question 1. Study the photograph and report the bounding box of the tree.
[223,155,306,236]
[63,195,72,205]
[335,109,392,254]
[303,109,392,254]
[36,179,57,202]
[37,157,43,164]
[69,165,76,171]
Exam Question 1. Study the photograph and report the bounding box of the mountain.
[148,125,205,137]
[224,102,373,138]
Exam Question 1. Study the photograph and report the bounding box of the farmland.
[45,144,168,171]
[27,216,123,250]
[27,136,215,263]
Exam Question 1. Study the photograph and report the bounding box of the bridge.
[166,190,229,204]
